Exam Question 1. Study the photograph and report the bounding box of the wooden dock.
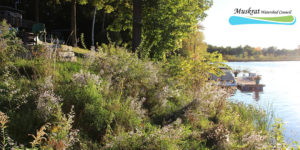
[236,78,265,92]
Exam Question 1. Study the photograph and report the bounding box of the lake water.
[227,61,300,143]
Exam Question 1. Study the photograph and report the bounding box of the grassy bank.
[0,22,297,150]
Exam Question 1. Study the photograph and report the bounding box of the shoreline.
[226,59,300,62]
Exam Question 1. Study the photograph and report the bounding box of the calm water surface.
[227,61,300,142]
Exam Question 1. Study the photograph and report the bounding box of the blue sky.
[202,0,300,49]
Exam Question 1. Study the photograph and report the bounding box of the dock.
[236,77,265,92]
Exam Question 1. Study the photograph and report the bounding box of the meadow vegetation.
[0,21,298,150]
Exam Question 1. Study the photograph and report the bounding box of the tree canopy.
[0,0,212,59]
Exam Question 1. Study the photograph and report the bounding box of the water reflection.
[254,91,260,101]
[237,90,262,101]
[235,71,264,101]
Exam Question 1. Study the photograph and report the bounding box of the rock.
[57,51,77,62]
[58,51,75,58]
[56,45,77,62]
[61,45,73,52]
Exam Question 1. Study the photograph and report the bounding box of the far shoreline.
[225,59,300,62]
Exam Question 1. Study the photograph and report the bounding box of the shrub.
[104,120,191,150]
[0,69,30,112]
[28,107,79,150]
[90,44,159,98]
[163,52,226,96]
[57,70,108,138]
[58,70,145,141]
[0,20,27,63]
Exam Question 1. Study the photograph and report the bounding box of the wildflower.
[0,111,8,127]
[72,70,102,87]
[36,76,62,120]
[51,126,59,133]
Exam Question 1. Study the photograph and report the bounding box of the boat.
[210,67,237,87]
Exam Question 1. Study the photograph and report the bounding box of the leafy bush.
[28,107,79,150]
[0,70,29,112]
[104,120,191,150]
[57,70,145,141]
[90,44,159,98]
[0,20,27,63]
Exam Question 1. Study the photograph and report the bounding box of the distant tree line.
[207,45,300,61]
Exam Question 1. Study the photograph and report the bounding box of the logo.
[229,8,296,25]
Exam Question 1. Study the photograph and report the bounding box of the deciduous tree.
[53,0,88,47]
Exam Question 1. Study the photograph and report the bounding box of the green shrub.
[58,70,145,141]
[57,70,108,138]
[104,121,192,150]
[90,44,159,98]
[0,20,27,63]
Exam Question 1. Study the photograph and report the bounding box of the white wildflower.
[72,70,102,87]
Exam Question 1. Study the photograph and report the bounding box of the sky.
[202,0,300,49]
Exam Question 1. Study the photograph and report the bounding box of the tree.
[89,0,114,48]
[180,29,207,59]
[69,0,88,47]
[71,0,77,47]
[107,0,212,59]
[132,0,142,53]
[53,0,87,47]
[91,6,97,47]
[142,0,212,59]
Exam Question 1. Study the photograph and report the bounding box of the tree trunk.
[71,0,77,47]
[91,6,97,47]
[35,0,39,23]
[132,0,142,53]
[100,11,106,43]
[101,11,106,34]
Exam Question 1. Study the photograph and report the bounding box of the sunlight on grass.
[72,47,90,54]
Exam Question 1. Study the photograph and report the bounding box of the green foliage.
[80,33,87,49]
[13,59,49,80]
[57,70,108,138]
[54,0,88,5]
[180,30,207,58]
[90,44,159,98]
[28,106,79,150]
[57,68,145,141]
[0,20,27,64]
[0,70,29,113]
[30,44,47,58]
[142,0,212,59]
[104,121,192,150]
[105,0,212,59]
[106,0,132,32]
[219,102,269,149]
[88,0,115,12]
[6,0,213,59]
[271,119,287,149]
[72,46,90,55]
[163,52,226,95]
